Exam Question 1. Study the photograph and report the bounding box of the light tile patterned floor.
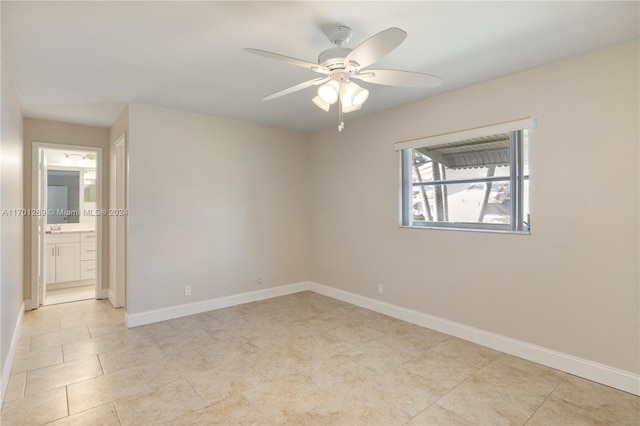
[43,285,96,306]
[1,292,638,425]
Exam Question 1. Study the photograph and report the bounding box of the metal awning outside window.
[415,133,510,170]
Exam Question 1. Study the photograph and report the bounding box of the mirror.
[47,170,80,224]
[47,168,96,224]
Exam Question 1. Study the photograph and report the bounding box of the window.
[397,119,533,233]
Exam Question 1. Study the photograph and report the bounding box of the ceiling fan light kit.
[245,25,443,132]
[317,79,340,104]
[341,81,369,107]
[312,96,331,112]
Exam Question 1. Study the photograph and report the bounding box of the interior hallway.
[1,293,638,425]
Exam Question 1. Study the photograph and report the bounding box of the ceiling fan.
[245,26,443,132]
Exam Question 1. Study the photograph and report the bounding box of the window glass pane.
[412,182,511,225]
[523,130,530,176]
[523,178,530,229]
[410,136,512,225]
[412,151,509,183]
[402,129,529,232]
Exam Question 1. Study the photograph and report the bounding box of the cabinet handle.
[86,269,95,271]
[86,250,96,252]
[57,247,59,256]
[84,235,95,238]
[52,247,55,257]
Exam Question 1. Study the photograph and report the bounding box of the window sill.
[398,225,531,235]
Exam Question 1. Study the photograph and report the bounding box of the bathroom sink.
[46,229,95,234]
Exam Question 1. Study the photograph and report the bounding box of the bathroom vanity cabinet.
[46,230,96,284]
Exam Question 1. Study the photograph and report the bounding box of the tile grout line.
[61,341,66,363]
[65,385,70,419]
[414,353,502,424]
[96,351,105,376]
[19,373,27,400]
[138,366,154,389]
[400,355,490,426]
[185,378,208,408]
[522,379,563,425]
[12,344,64,377]
[113,400,124,426]
[109,368,155,423]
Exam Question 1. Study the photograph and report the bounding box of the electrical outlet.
[257,276,263,285]
[184,285,191,296]
[378,283,384,294]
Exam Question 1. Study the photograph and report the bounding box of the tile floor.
[43,285,96,306]
[1,292,638,425]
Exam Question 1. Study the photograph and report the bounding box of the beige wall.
[1,43,24,391]
[127,103,310,314]
[309,40,639,374]
[22,118,110,300]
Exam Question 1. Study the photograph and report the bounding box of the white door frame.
[110,134,127,309]
[30,143,104,309]
[37,148,47,305]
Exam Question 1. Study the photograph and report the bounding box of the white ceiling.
[44,148,97,168]
[2,1,638,133]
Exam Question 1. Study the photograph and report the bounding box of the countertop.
[46,229,95,234]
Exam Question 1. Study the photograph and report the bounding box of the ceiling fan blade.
[263,77,329,101]
[345,27,407,70]
[353,69,443,88]
[244,48,329,74]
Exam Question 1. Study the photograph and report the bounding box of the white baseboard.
[126,281,310,328]
[1,302,25,407]
[107,289,116,307]
[309,282,640,396]
[95,288,108,299]
[23,299,36,311]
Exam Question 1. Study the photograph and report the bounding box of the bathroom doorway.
[31,144,103,307]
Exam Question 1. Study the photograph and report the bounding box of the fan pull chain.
[338,98,344,132]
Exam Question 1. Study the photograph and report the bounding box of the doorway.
[31,144,103,307]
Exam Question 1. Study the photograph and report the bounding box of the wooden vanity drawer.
[80,243,97,260]
[81,232,97,242]
[81,260,96,280]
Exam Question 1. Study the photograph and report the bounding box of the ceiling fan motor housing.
[318,47,357,71]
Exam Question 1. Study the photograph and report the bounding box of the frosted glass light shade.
[312,96,331,111]
[340,81,369,108]
[352,86,369,106]
[317,80,339,104]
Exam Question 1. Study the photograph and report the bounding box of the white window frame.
[396,118,535,233]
